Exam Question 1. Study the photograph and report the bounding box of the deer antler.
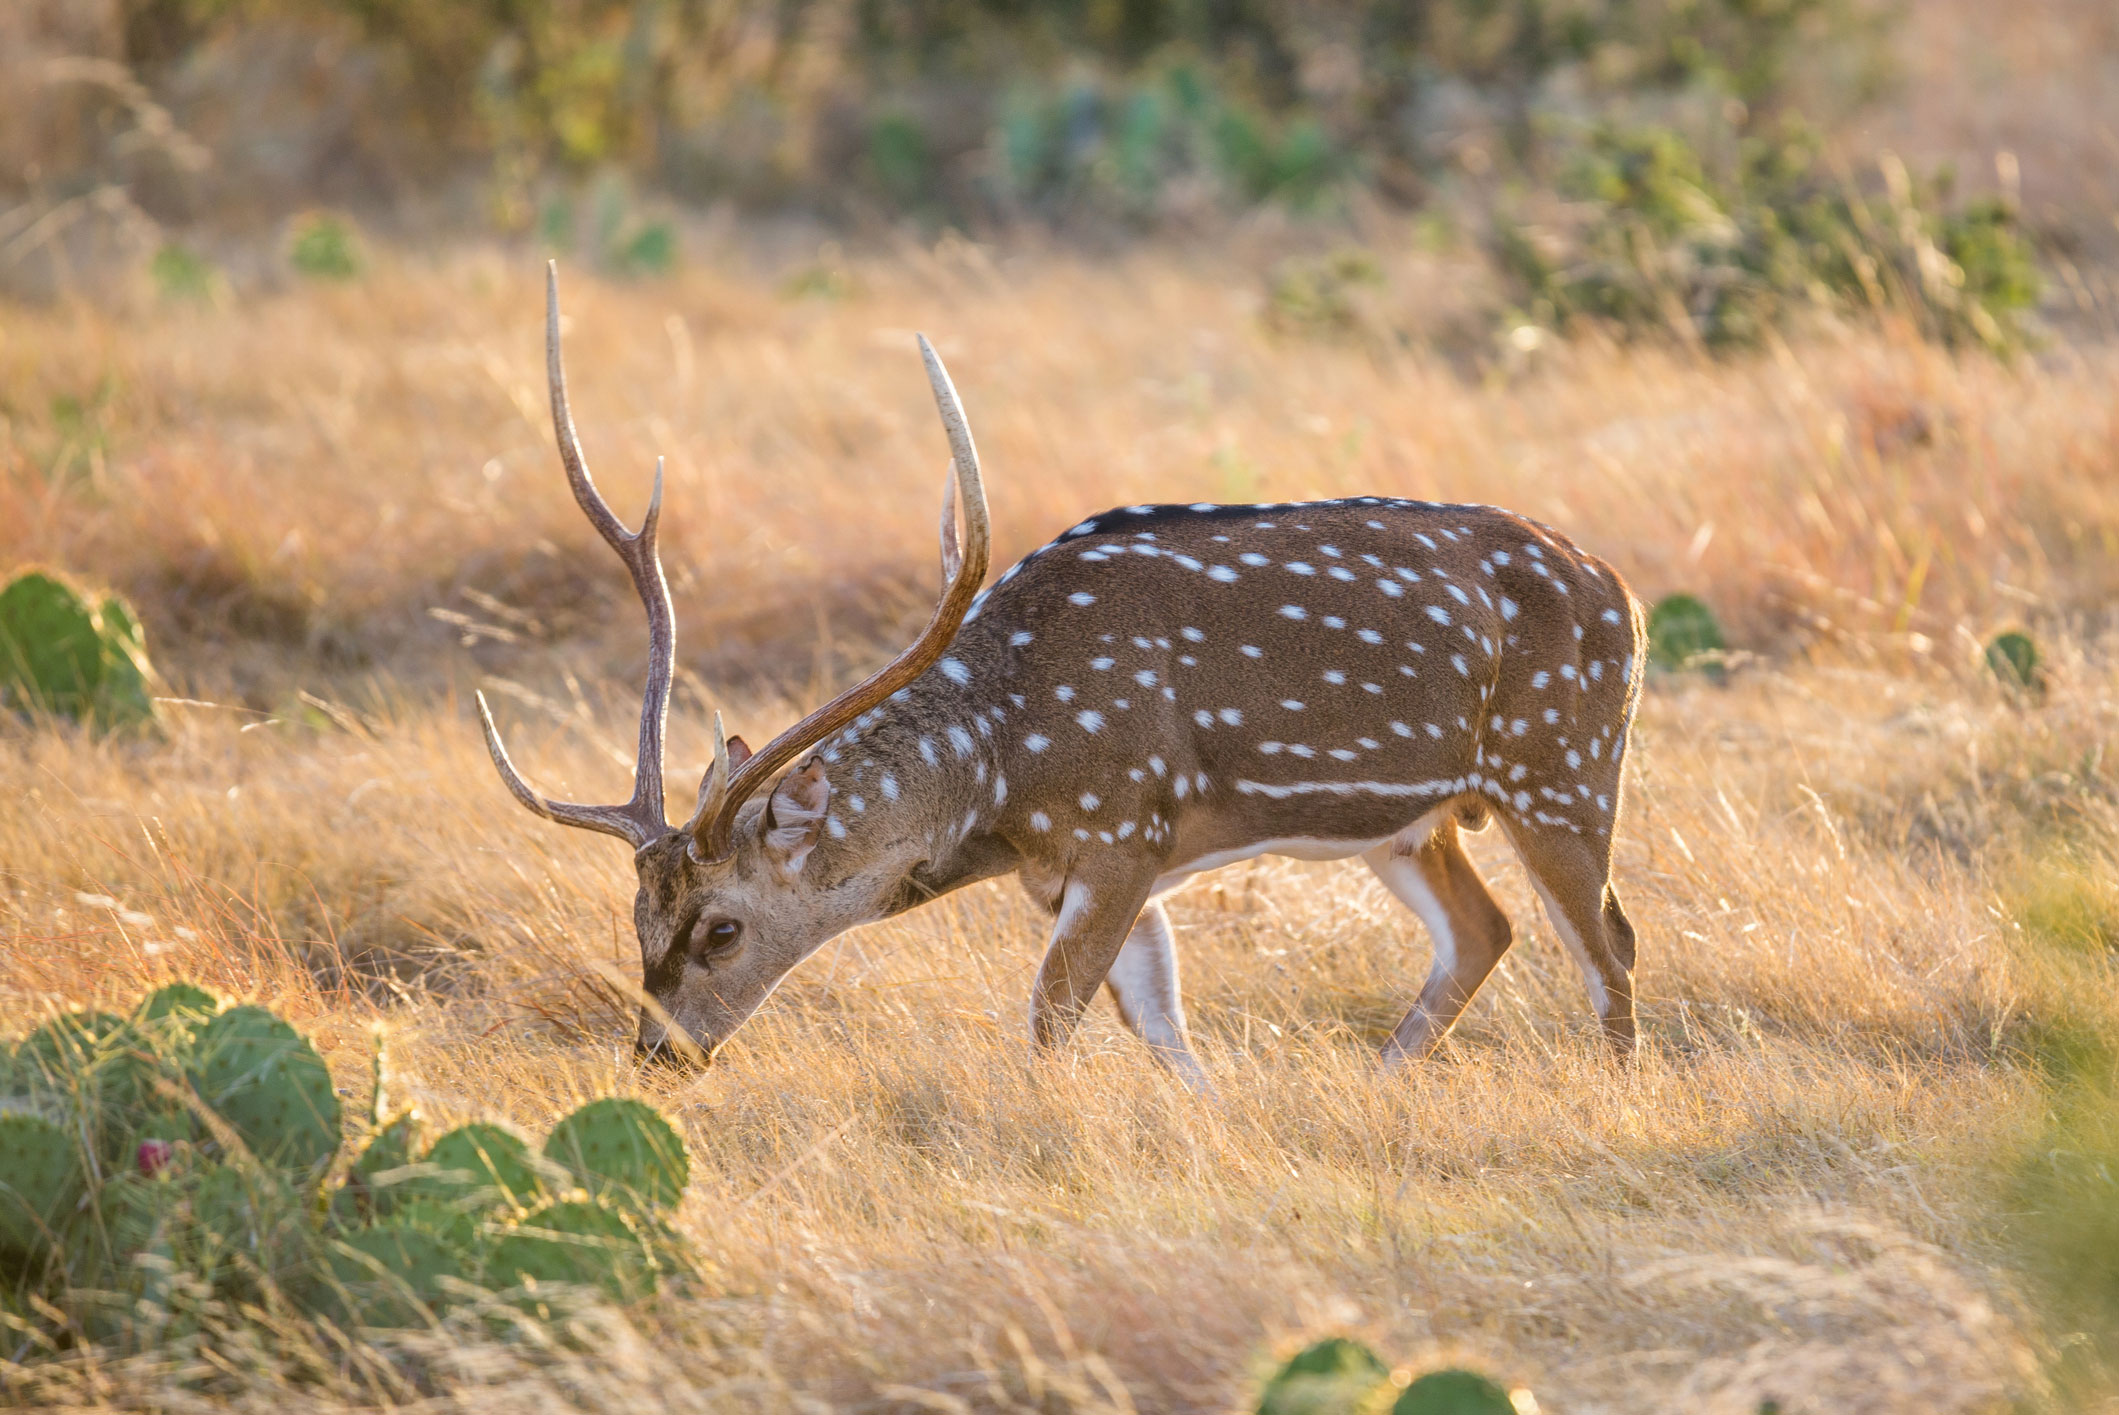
[684,334,989,862]
[475,263,677,850]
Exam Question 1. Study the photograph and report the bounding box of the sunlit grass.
[4,248,2119,1410]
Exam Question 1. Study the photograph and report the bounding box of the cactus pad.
[19,1009,134,1084]
[0,570,156,729]
[0,1113,85,1255]
[486,1199,656,1302]
[188,1005,340,1174]
[138,983,220,1025]
[329,1222,473,1326]
[1256,1338,1391,1415]
[1986,630,2042,693]
[332,1109,424,1225]
[1647,592,1726,674]
[20,1011,176,1162]
[1390,1369,1518,1415]
[420,1122,552,1211]
[544,1098,689,1212]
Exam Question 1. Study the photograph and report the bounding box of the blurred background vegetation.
[5,0,2115,349]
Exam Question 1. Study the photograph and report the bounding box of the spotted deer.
[479,267,1647,1087]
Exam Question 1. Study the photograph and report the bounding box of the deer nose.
[634,1031,711,1069]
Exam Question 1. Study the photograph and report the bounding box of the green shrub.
[1,983,697,1358]
[1498,119,2040,351]
[1265,250,1385,340]
[287,212,362,281]
[541,179,681,279]
[0,570,157,730]
[869,112,934,207]
[149,243,218,302]
[990,66,1351,224]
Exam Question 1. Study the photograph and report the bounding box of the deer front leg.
[1029,860,1160,1056]
[1103,901,1210,1092]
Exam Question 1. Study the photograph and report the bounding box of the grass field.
[5,243,2119,1412]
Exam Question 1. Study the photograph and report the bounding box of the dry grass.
[4,242,2119,1412]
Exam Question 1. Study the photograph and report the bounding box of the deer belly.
[1151,806,1457,897]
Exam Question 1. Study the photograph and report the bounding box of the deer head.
[476,265,989,1063]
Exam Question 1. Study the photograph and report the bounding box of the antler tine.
[475,691,651,845]
[682,711,732,842]
[939,459,961,580]
[473,265,676,848]
[689,333,991,861]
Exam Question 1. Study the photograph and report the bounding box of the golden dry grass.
[4,242,2119,1412]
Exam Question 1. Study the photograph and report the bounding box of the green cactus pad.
[94,595,156,724]
[544,1098,689,1212]
[100,1170,175,1259]
[1257,1338,1391,1415]
[19,1009,134,1083]
[188,1005,341,1174]
[332,1109,424,1225]
[1390,1369,1518,1415]
[0,570,156,729]
[1986,630,2041,693]
[19,1011,179,1160]
[137,983,220,1025]
[422,1122,552,1211]
[0,1113,85,1255]
[1647,592,1726,674]
[329,1222,474,1326]
[486,1199,656,1302]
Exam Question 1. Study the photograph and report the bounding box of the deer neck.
[792,672,1017,918]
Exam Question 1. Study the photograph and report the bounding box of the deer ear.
[726,735,753,769]
[761,759,831,875]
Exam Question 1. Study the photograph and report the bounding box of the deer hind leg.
[1364,814,1515,1065]
[1502,822,1637,1057]
[1102,901,1209,1092]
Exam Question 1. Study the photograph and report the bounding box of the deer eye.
[694,919,741,958]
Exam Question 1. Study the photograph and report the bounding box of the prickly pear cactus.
[544,1098,689,1212]
[0,570,157,729]
[187,1005,340,1174]
[1,978,697,1348]
[486,1199,657,1302]
[0,1113,84,1256]
[1256,1337,1392,1415]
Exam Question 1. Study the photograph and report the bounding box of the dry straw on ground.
[3,244,2118,1412]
